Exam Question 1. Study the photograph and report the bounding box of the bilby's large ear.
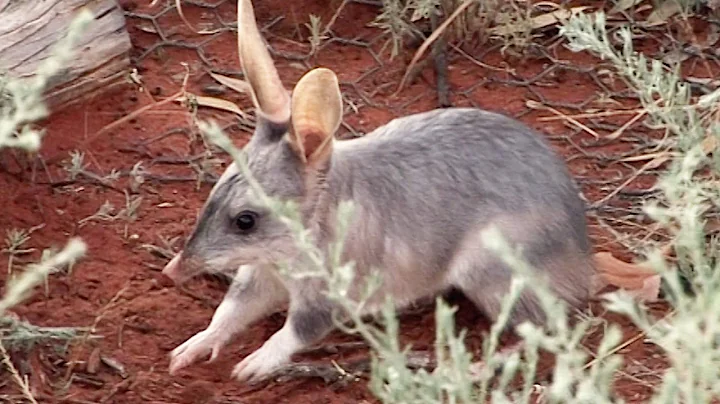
[237,0,290,124]
[289,68,343,166]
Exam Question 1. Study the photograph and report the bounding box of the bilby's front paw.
[169,329,226,375]
[231,342,292,384]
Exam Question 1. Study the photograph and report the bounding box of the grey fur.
[166,105,594,382]
[163,3,591,382]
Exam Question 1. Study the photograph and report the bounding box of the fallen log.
[0,0,132,111]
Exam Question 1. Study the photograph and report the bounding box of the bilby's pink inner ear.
[237,0,290,123]
[289,67,343,165]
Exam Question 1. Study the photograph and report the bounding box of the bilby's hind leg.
[452,248,592,333]
[449,214,593,331]
[451,249,591,381]
[453,259,547,332]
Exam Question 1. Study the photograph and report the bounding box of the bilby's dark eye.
[234,211,257,233]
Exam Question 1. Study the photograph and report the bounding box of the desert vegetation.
[1,0,720,402]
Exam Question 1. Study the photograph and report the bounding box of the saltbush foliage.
[0,10,91,316]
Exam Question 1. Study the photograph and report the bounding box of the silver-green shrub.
[562,10,720,403]
[0,9,93,401]
[0,10,92,316]
[370,0,533,59]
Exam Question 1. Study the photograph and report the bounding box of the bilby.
[162,0,594,383]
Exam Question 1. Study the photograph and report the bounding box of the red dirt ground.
[4,0,715,402]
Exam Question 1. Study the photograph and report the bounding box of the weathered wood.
[0,0,132,111]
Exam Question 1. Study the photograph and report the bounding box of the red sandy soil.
[4,0,715,402]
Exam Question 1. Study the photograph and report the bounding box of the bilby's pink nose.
[162,252,183,283]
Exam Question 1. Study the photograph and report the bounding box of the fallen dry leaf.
[489,6,590,36]
[618,150,672,166]
[176,94,247,118]
[702,134,718,155]
[208,71,252,95]
[592,252,662,302]
[609,0,643,14]
[646,1,682,26]
[613,133,715,170]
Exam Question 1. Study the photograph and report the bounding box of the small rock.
[201,85,227,96]
[101,356,128,379]
[86,347,102,374]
